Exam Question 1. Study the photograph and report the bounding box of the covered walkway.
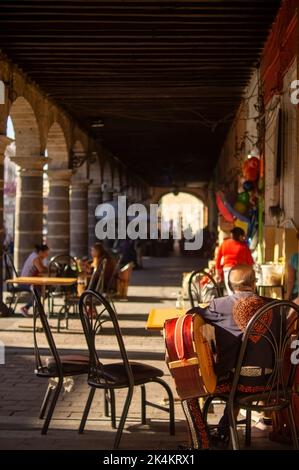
[1,0,299,454]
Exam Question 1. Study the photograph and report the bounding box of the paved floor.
[0,256,291,450]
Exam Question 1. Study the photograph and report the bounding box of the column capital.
[71,178,91,189]
[48,169,72,186]
[10,155,47,175]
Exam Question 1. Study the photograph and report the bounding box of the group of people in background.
[15,236,141,317]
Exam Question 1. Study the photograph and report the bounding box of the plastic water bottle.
[176,290,185,310]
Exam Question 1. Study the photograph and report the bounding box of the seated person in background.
[89,242,105,272]
[20,244,49,317]
[183,265,275,449]
[83,242,116,291]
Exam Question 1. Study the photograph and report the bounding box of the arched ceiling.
[0,0,281,185]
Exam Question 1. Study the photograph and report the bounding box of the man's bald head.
[228,265,256,292]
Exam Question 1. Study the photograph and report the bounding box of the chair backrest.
[229,300,299,408]
[31,286,63,377]
[48,254,78,278]
[188,269,221,308]
[88,257,107,293]
[79,289,134,388]
[105,253,123,293]
[3,251,18,279]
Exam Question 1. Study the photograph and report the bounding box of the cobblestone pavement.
[0,256,291,450]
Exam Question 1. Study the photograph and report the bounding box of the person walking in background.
[20,244,49,317]
[215,227,254,295]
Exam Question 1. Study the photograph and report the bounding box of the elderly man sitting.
[182,264,275,449]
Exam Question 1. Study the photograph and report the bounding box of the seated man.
[183,264,275,449]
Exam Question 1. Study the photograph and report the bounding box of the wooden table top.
[6,277,77,286]
[146,307,186,331]
[146,304,209,330]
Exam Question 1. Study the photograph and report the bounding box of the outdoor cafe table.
[6,276,77,287]
[146,304,209,331]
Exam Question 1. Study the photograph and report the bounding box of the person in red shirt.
[216,227,254,294]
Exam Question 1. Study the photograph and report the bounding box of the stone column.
[10,155,46,272]
[88,182,102,251]
[0,136,13,301]
[70,179,89,257]
[47,169,72,257]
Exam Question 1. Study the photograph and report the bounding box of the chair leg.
[41,378,63,434]
[113,387,133,450]
[227,402,240,450]
[57,307,62,333]
[154,377,175,436]
[12,293,20,315]
[141,385,146,425]
[7,292,14,311]
[110,389,116,429]
[47,295,51,318]
[39,383,53,419]
[104,389,110,417]
[245,410,251,447]
[287,404,299,450]
[202,396,216,423]
[103,389,116,428]
[79,387,96,434]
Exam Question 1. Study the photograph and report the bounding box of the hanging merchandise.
[216,191,234,222]
[237,191,250,206]
[242,156,260,182]
[224,199,250,223]
[234,201,247,214]
[243,180,254,192]
[247,208,258,240]
[235,219,249,235]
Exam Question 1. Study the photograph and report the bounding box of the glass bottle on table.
[176,289,185,310]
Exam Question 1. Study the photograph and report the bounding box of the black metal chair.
[3,251,31,314]
[31,286,91,434]
[78,290,175,449]
[203,300,299,450]
[188,269,222,308]
[57,258,107,332]
[47,254,79,318]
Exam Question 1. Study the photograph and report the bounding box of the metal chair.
[188,269,222,308]
[78,290,175,449]
[204,300,299,450]
[57,258,107,332]
[3,251,31,314]
[47,254,79,317]
[31,286,91,434]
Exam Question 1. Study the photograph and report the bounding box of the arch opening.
[158,191,206,255]
[9,97,40,159]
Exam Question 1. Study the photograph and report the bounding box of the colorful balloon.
[234,201,247,214]
[225,199,250,223]
[243,180,254,192]
[237,191,250,205]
